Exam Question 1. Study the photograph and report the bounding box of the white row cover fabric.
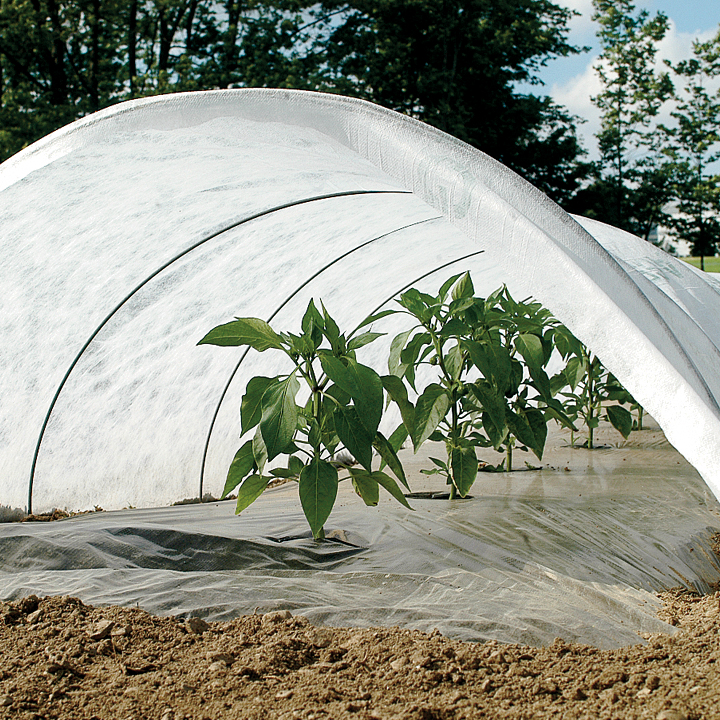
[1,89,719,513]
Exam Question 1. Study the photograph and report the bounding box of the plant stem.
[637,406,644,431]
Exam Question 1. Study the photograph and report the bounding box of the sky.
[525,0,720,159]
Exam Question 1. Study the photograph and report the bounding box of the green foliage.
[384,273,575,497]
[682,256,720,273]
[198,299,410,539]
[556,347,640,448]
[203,274,647,523]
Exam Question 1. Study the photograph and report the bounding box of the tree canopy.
[2,0,718,257]
[0,0,586,203]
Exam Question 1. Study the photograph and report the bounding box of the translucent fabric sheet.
[1,89,719,512]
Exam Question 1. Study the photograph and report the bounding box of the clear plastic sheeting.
[1,89,720,513]
[1,427,719,648]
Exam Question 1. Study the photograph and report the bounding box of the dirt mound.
[1,590,718,720]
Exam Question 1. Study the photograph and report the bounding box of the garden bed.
[0,589,718,720]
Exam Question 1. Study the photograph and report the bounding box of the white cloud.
[656,19,717,67]
[560,0,597,38]
[547,18,719,159]
[550,57,602,157]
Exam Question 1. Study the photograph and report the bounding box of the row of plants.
[199,273,644,538]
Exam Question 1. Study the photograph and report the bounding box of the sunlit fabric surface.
[1,89,719,513]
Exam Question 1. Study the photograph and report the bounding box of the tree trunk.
[158,5,169,71]
[89,0,100,110]
[222,0,242,88]
[159,2,189,73]
[46,0,68,105]
[128,0,137,95]
[186,0,198,52]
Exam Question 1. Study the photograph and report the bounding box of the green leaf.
[349,361,385,435]
[373,431,409,489]
[381,375,415,432]
[372,470,413,509]
[606,404,633,438]
[564,356,586,390]
[450,445,478,497]
[334,406,374,471]
[352,308,395,334]
[235,474,270,514]
[398,288,431,319]
[269,466,300,478]
[222,440,255,499]
[259,374,300,460]
[347,331,384,351]
[438,273,464,301]
[506,409,537,453]
[447,296,475,315]
[528,366,553,402]
[515,333,545,370]
[284,331,316,356]
[241,376,276,436]
[411,384,451,450]
[525,408,548,460]
[444,344,464,381]
[465,341,511,391]
[288,456,304,476]
[299,458,338,538]
[348,469,379,506]
[388,329,413,376]
[301,298,324,335]
[320,356,383,435]
[470,381,508,440]
[301,299,324,349]
[321,302,342,351]
[399,332,432,367]
[324,382,351,406]
[252,428,268,474]
[451,271,474,300]
[387,423,409,453]
[307,419,322,450]
[481,411,505,449]
[198,318,283,351]
[543,398,577,430]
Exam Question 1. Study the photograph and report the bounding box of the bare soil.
[1,589,718,720]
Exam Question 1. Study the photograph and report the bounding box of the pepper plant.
[382,273,575,498]
[198,300,411,539]
[555,345,635,448]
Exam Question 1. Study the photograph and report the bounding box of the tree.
[571,0,673,238]
[663,30,720,268]
[293,0,590,204]
[0,0,125,158]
